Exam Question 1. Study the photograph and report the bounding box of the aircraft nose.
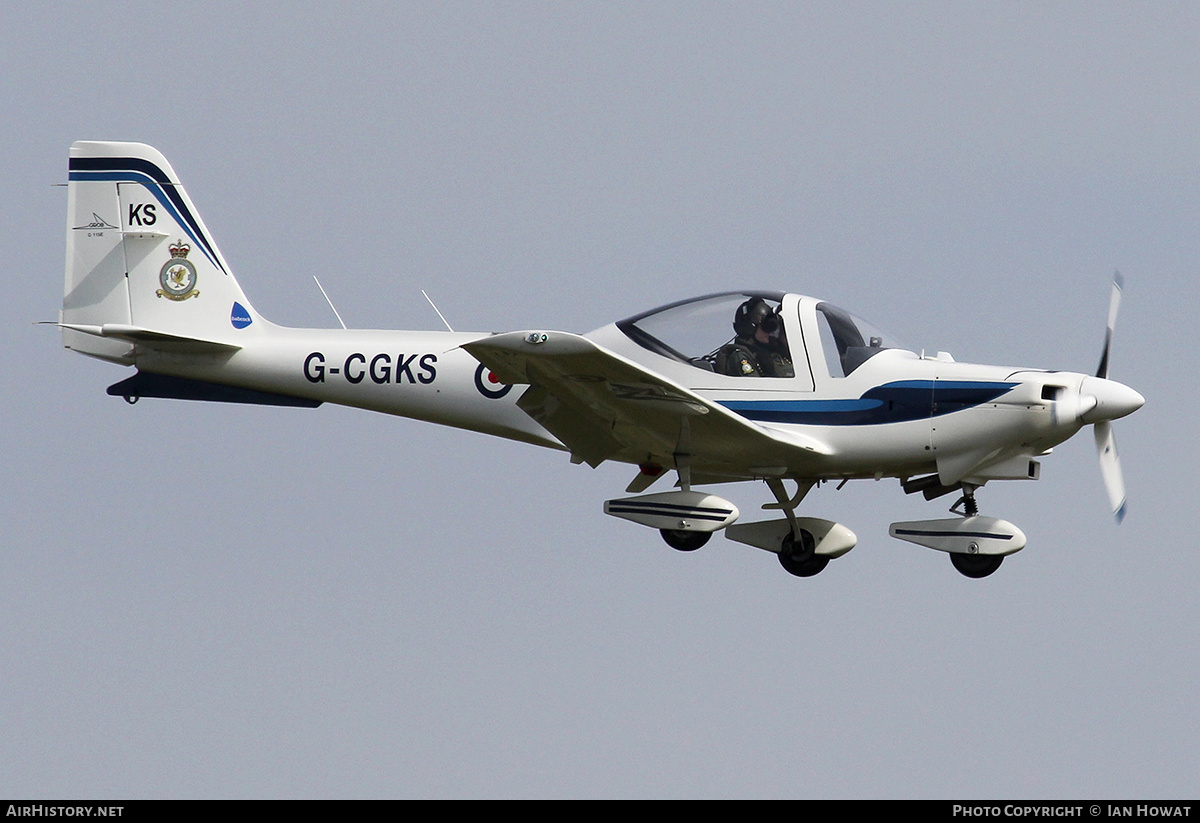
[1080,376,1145,423]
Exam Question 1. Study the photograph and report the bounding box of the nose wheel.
[950,551,1003,578]
[948,486,1003,578]
[950,488,979,517]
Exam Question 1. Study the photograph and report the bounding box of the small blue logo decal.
[231,302,253,329]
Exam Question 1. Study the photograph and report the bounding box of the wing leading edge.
[463,331,831,475]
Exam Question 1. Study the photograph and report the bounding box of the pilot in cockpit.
[716,297,795,378]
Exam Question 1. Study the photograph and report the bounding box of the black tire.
[660,528,711,552]
[778,529,827,577]
[950,552,1004,578]
[779,552,829,577]
[781,529,815,562]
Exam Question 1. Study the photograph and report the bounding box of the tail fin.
[64,141,264,362]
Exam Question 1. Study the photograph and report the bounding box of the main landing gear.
[609,461,857,579]
[765,479,830,577]
[661,517,838,578]
[615,452,735,555]
[659,528,711,552]
[777,528,830,577]
[716,479,854,577]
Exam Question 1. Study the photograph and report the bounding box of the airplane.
[54,141,1145,579]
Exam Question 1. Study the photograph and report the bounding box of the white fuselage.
[130,294,1095,487]
[584,294,1092,485]
[134,326,560,449]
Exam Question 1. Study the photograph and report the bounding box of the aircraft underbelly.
[793,418,934,477]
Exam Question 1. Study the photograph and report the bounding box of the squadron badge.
[157,240,200,301]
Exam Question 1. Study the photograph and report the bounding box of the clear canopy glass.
[815,302,909,377]
[616,291,908,378]
[616,291,791,376]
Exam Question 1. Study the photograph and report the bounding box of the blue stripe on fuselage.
[719,380,1017,426]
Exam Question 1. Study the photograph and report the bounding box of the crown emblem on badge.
[157,238,200,301]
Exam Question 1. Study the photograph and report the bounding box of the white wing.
[463,331,831,476]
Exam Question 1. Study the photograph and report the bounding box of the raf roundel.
[474,363,513,399]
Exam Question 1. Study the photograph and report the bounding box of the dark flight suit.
[717,340,764,376]
[717,340,794,377]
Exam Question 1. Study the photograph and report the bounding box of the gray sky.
[3,1,1197,798]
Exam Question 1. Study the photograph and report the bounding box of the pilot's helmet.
[734,297,778,338]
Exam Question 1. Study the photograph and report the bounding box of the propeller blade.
[1094,420,1127,523]
[1096,271,1124,379]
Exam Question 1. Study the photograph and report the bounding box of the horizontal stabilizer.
[55,322,241,354]
[108,371,321,408]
